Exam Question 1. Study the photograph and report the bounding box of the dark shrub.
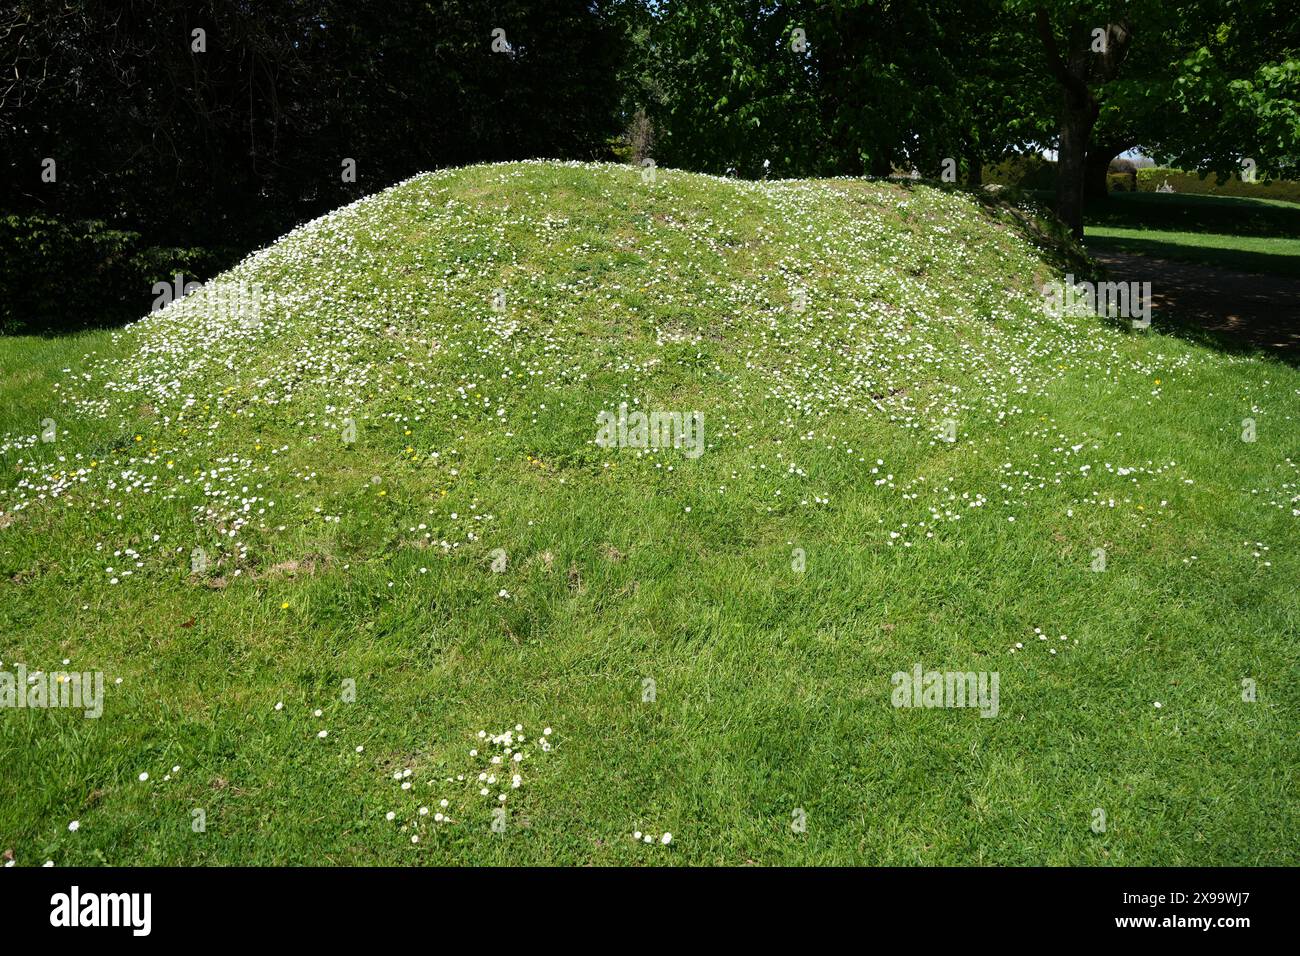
[0,215,234,335]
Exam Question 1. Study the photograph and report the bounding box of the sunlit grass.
[1085,226,1300,278]
[1,161,1296,866]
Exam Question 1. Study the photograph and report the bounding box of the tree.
[0,1,628,247]
[647,0,1011,180]
[1032,6,1134,237]
[1026,0,1299,238]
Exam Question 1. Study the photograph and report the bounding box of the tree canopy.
[2,0,1295,252]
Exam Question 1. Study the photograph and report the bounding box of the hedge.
[1137,168,1300,204]
[984,154,1057,191]
[0,215,235,335]
[1107,171,1138,192]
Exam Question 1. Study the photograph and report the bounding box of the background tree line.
[2,0,1296,332]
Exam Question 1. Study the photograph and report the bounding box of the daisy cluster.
[381,724,554,845]
[1009,627,1077,656]
[1253,456,1299,517]
[1,160,1286,592]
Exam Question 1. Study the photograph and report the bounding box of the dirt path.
[1091,250,1300,359]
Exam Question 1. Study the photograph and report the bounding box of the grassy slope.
[1,161,1296,866]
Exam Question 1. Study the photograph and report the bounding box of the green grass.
[1084,226,1300,278]
[1,161,1296,866]
[1085,190,1300,239]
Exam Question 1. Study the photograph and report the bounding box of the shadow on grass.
[1086,233,1300,280]
[886,178,1097,281]
[1123,313,1298,368]
[1090,191,1300,239]
[1020,189,1300,239]
[1091,251,1300,367]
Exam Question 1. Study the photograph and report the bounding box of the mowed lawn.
[1085,227,1300,278]
[1085,190,1300,277]
[1,162,1296,866]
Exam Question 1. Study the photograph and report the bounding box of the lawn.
[1,161,1296,866]
[1084,226,1300,278]
[1085,190,1300,239]
[1045,188,1300,277]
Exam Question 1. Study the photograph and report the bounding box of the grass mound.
[1,161,1296,865]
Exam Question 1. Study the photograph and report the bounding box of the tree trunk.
[1085,140,1135,200]
[1084,146,1115,201]
[1055,102,1096,241]
[1035,9,1133,242]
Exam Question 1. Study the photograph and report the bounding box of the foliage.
[1137,168,1300,203]
[985,153,1058,189]
[0,215,233,335]
[646,0,1036,179]
[0,1,627,249]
